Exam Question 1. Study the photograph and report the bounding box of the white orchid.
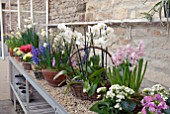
[58,24,67,31]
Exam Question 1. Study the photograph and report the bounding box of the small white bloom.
[83,88,87,93]
[116,94,125,99]
[43,43,48,48]
[97,87,106,93]
[41,30,46,37]
[106,91,115,98]
[33,22,37,26]
[24,19,30,23]
[58,24,67,31]
[114,103,120,109]
[49,28,53,33]
[97,95,101,99]
[116,99,122,102]
[27,24,32,29]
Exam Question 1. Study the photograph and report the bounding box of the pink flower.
[155,94,163,101]
[136,41,145,58]
[158,101,169,110]
[52,57,56,67]
[71,59,77,67]
[141,107,147,114]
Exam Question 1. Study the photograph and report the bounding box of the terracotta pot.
[9,48,14,57]
[42,69,66,87]
[22,62,32,70]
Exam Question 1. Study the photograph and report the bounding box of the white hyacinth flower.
[41,31,46,37]
[43,43,48,48]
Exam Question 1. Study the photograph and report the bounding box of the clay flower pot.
[22,62,32,70]
[9,48,14,57]
[42,69,66,87]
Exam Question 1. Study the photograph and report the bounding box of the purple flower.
[143,96,154,104]
[39,45,45,55]
[71,59,77,67]
[141,107,147,114]
[31,46,41,65]
[155,94,163,101]
[52,57,56,67]
[32,56,40,65]
[158,101,169,110]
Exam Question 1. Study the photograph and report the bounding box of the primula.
[141,94,169,114]
[23,52,32,61]
[142,84,169,101]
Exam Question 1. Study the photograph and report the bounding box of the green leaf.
[53,70,67,80]
[90,102,110,114]
[121,99,136,112]
[163,108,170,114]
[64,81,81,95]
[88,68,105,79]
[88,80,98,96]
[166,97,170,106]
[83,80,91,93]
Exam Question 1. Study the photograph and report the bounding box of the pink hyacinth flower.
[52,57,56,67]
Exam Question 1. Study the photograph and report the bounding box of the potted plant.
[31,27,74,87]
[107,41,147,94]
[13,47,23,62]
[143,0,170,33]
[21,52,33,70]
[138,84,170,114]
[64,23,114,101]
[5,32,23,56]
[90,84,136,114]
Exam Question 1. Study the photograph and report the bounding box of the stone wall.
[49,0,170,87]
[2,0,170,87]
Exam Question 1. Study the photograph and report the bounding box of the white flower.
[83,88,87,93]
[106,91,115,98]
[114,103,120,109]
[43,43,48,48]
[116,94,125,99]
[41,30,46,37]
[58,24,67,31]
[49,28,53,33]
[24,19,30,23]
[97,95,101,99]
[98,23,107,29]
[116,99,122,102]
[62,50,65,55]
[33,22,37,26]
[97,87,106,93]
[27,24,32,29]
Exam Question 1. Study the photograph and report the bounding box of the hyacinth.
[141,94,169,114]
[31,46,40,65]
[111,41,145,68]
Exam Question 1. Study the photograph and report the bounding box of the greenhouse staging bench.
[9,57,69,114]
[8,57,96,114]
